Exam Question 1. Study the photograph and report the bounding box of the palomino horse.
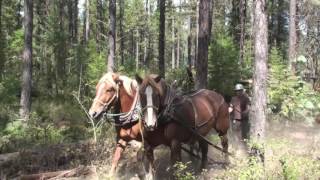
[136,74,230,170]
[88,72,166,178]
[89,72,144,175]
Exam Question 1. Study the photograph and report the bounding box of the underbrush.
[0,98,94,153]
[213,136,320,180]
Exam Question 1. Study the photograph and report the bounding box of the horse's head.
[89,72,137,119]
[136,74,166,131]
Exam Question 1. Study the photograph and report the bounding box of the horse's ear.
[154,75,162,83]
[135,74,143,84]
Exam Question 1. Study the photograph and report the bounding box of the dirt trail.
[115,121,320,179]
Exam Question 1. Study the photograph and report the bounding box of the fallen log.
[20,166,98,180]
[0,152,20,166]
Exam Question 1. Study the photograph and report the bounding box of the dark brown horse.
[136,74,230,170]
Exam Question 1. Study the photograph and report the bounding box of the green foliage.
[268,47,320,122]
[166,67,195,92]
[173,161,196,180]
[0,98,91,153]
[86,40,106,85]
[280,154,320,180]
[0,113,64,153]
[238,157,265,180]
[208,32,240,97]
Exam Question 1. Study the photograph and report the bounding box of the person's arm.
[229,104,234,113]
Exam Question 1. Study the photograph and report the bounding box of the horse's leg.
[141,142,155,180]
[170,139,182,164]
[144,145,155,180]
[199,139,208,170]
[110,139,127,176]
[170,139,182,179]
[220,133,229,164]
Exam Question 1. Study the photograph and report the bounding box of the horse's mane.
[99,72,137,97]
[118,75,138,97]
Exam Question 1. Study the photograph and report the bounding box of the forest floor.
[0,120,319,180]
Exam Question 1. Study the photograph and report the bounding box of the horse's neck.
[161,83,172,107]
[118,87,135,112]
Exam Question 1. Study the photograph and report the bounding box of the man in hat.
[229,83,250,140]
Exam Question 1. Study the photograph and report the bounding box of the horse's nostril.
[91,112,97,118]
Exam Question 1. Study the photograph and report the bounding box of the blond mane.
[98,72,137,97]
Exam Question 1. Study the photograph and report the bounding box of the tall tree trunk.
[208,0,213,44]
[143,0,150,69]
[57,1,66,87]
[250,0,268,156]
[195,0,211,89]
[96,0,101,50]
[107,0,116,72]
[171,17,175,69]
[231,0,240,42]
[119,0,124,65]
[16,0,23,28]
[74,0,78,42]
[0,0,4,80]
[68,0,74,40]
[288,0,296,73]
[187,16,192,69]
[276,0,285,48]
[194,0,199,68]
[177,31,180,68]
[158,0,166,78]
[136,30,139,70]
[84,0,90,43]
[239,0,246,67]
[268,0,275,45]
[20,0,33,120]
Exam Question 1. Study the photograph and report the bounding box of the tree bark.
[187,16,192,69]
[68,0,74,41]
[96,0,104,51]
[119,0,124,65]
[288,0,297,73]
[0,0,4,80]
[195,0,211,89]
[250,0,268,151]
[177,30,180,68]
[20,0,33,120]
[187,13,194,70]
[74,0,78,42]
[136,30,139,70]
[158,0,166,78]
[208,0,213,44]
[239,0,246,67]
[276,0,285,47]
[231,0,240,42]
[172,17,175,69]
[107,0,116,72]
[16,0,23,28]
[194,0,199,68]
[84,0,90,43]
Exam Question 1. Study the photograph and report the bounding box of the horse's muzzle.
[89,110,103,119]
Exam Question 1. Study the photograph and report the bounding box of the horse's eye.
[106,88,114,92]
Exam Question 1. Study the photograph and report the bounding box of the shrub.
[268,47,320,123]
